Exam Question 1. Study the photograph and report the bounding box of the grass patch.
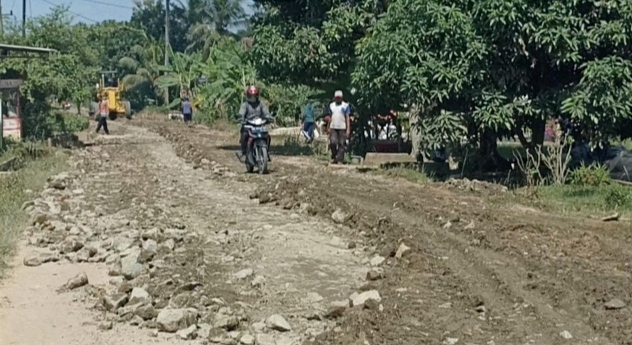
[0,147,68,276]
[380,166,433,183]
[536,184,632,216]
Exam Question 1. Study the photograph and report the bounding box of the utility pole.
[22,0,25,37]
[164,0,170,106]
[0,0,4,37]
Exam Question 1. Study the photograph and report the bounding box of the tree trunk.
[517,117,546,157]
[478,130,511,172]
[409,103,422,162]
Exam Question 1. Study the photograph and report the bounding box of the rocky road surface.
[1,115,632,345]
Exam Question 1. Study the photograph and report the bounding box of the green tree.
[130,0,190,52]
[352,0,632,166]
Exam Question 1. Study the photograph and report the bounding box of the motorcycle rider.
[236,85,274,162]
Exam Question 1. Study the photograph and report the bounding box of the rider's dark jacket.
[238,100,271,124]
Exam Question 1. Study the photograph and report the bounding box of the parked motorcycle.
[243,117,271,174]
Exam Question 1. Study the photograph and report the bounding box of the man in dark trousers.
[96,95,109,135]
[326,90,351,164]
[181,97,193,126]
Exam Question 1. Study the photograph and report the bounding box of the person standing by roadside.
[326,90,351,164]
[95,95,109,135]
[181,97,193,126]
[300,101,317,142]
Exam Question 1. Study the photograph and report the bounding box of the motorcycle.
[243,117,272,174]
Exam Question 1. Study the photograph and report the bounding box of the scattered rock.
[304,292,323,304]
[369,255,385,267]
[176,324,198,340]
[234,268,254,280]
[98,321,113,331]
[395,243,411,259]
[559,330,572,340]
[156,308,197,332]
[256,333,276,345]
[214,314,240,330]
[23,252,59,267]
[605,299,626,310]
[76,247,97,262]
[331,208,347,224]
[103,293,129,312]
[444,337,459,345]
[128,287,150,305]
[366,269,383,281]
[60,239,84,254]
[120,252,143,280]
[135,304,158,320]
[251,275,266,288]
[196,323,212,338]
[351,290,381,307]
[266,314,291,332]
[324,306,346,319]
[240,334,255,345]
[347,241,357,249]
[65,272,89,290]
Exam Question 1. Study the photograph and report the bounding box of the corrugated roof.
[0,43,57,54]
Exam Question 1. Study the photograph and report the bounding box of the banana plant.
[154,45,203,108]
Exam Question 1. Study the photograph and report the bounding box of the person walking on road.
[181,97,193,126]
[326,90,351,164]
[301,101,317,143]
[96,95,109,135]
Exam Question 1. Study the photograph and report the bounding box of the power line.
[77,0,134,10]
[41,0,97,22]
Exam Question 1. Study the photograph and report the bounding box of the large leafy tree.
[352,0,632,165]
[250,0,382,88]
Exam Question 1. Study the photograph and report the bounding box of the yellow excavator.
[88,71,132,121]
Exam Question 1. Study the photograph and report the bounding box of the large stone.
[120,251,143,280]
[605,299,626,310]
[265,314,291,332]
[351,290,381,307]
[214,314,240,330]
[240,334,255,345]
[128,287,150,305]
[103,293,129,312]
[233,268,254,280]
[395,243,411,259]
[60,239,84,254]
[118,303,143,316]
[331,208,347,224]
[176,325,197,340]
[156,308,197,333]
[23,252,59,267]
[65,272,89,290]
[135,304,158,320]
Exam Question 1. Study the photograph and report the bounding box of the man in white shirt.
[326,90,351,164]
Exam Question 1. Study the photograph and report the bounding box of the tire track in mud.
[134,117,631,345]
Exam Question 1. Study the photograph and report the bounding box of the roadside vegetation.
[0,144,68,275]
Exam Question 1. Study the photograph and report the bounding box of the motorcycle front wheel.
[256,145,268,174]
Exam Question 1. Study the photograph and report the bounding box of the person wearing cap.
[326,90,351,164]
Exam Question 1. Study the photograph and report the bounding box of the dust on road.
[1,115,631,345]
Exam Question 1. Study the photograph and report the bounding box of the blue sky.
[8,0,253,24]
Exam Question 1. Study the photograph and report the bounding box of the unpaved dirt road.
[1,115,632,345]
